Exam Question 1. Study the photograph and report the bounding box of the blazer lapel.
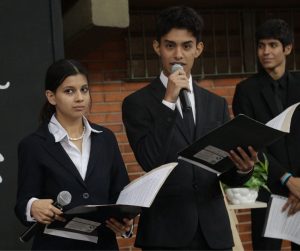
[149,78,191,144]
[38,125,87,188]
[194,83,207,140]
[85,131,103,181]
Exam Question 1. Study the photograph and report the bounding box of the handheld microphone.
[19,191,72,242]
[171,64,192,111]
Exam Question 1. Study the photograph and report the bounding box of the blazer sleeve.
[15,136,44,225]
[122,94,178,172]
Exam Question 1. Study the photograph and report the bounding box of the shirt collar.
[160,71,194,93]
[48,115,102,143]
[263,69,288,89]
[277,71,288,89]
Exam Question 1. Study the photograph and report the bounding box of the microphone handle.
[179,89,192,111]
[19,202,62,242]
[19,222,45,242]
[52,201,63,210]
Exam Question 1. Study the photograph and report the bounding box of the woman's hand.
[31,199,64,224]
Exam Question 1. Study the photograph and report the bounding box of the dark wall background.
[0,0,64,249]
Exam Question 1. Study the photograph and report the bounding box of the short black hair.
[256,18,293,47]
[156,6,204,43]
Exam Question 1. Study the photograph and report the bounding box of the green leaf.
[229,153,270,191]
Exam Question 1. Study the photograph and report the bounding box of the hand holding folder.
[178,102,300,175]
[43,162,177,243]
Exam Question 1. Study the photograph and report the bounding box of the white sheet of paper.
[116,162,178,207]
[266,102,300,132]
[264,195,300,245]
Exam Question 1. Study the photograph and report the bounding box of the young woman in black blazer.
[15,59,132,250]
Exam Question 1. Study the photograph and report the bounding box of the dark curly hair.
[156,6,204,43]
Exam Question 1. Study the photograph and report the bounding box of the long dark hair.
[39,59,89,123]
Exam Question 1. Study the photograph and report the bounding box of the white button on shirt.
[26,115,102,221]
[160,71,196,122]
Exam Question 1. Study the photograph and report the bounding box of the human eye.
[64,88,74,95]
[257,43,264,49]
[270,42,278,48]
[183,43,193,50]
[165,42,174,49]
[81,86,89,93]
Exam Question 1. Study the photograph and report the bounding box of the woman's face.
[46,74,90,121]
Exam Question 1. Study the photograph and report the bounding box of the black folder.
[44,204,141,242]
[178,114,286,175]
[48,204,141,229]
[64,204,141,222]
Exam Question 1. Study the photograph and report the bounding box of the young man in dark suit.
[122,6,258,250]
[233,19,300,250]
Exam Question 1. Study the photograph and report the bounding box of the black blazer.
[122,78,252,249]
[233,70,300,198]
[15,122,129,250]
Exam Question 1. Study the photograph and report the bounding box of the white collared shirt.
[48,115,102,180]
[160,71,196,122]
[26,115,102,221]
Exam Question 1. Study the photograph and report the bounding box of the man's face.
[153,28,203,77]
[257,38,292,72]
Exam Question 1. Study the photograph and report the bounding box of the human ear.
[284,44,292,56]
[45,90,56,105]
[153,40,161,56]
[195,42,204,58]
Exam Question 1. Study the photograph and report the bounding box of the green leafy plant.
[243,153,270,192]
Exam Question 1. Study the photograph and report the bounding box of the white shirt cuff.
[26,198,38,222]
[162,100,176,111]
[236,167,253,175]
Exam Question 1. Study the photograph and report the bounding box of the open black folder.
[44,204,141,243]
[178,99,300,175]
[178,101,300,175]
[178,114,286,175]
[44,162,177,243]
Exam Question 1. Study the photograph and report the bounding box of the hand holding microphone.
[19,191,72,242]
[170,64,192,111]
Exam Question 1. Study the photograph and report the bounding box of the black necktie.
[182,108,195,141]
[273,81,284,112]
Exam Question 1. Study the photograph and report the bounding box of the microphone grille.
[57,191,72,206]
[171,64,183,73]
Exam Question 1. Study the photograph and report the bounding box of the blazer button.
[193,183,200,190]
[83,192,90,199]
